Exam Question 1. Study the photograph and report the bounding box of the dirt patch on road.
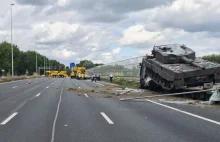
[67,84,220,107]
[67,85,159,99]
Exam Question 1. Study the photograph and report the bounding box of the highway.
[0,78,219,142]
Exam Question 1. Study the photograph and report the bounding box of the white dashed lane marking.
[100,112,114,124]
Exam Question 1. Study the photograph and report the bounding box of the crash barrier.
[87,56,144,81]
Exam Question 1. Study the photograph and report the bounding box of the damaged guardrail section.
[120,87,220,105]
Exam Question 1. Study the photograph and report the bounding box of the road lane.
[71,78,95,90]
[57,78,220,142]
[0,78,64,142]
[0,78,52,104]
[0,78,47,97]
[0,78,57,122]
[54,85,110,142]
[154,101,220,122]
[79,96,220,142]
[0,78,219,142]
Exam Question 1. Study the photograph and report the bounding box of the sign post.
[70,63,75,69]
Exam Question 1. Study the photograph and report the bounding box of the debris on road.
[67,83,220,107]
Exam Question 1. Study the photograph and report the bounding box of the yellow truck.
[46,71,51,77]
[58,71,67,78]
[70,67,78,79]
[76,67,86,79]
[50,71,59,77]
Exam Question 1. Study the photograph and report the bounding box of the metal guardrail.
[87,56,144,81]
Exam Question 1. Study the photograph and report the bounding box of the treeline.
[0,41,64,76]
[202,54,220,63]
[76,60,103,69]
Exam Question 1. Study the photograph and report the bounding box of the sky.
[0,0,220,66]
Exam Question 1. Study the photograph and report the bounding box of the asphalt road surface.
[0,78,219,142]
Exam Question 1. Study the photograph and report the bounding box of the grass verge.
[100,77,140,89]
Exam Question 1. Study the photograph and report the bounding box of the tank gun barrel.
[180,56,205,69]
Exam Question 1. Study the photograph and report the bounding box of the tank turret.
[152,44,195,64]
[152,44,205,69]
[180,56,205,69]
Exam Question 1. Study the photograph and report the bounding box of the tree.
[202,54,220,63]
[0,41,64,76]
[76,60,103,69]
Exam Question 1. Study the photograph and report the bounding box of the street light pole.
[44,55,45,75]
[10,4,14,77]
[45,58,47,70]
[35,36,38,75]
[48,59,50,71]
[36,52,37,74]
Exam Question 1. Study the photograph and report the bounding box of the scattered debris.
[68,88,77,91]
[209,89,220,105]
[104,95,113,98]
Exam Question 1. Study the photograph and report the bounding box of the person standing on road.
[97,73,100,81]
[91,74,96,82]
[109,73,113,82]
[91,74,94,82]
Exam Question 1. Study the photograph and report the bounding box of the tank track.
[146,68,174,91]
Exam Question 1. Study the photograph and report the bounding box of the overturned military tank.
[140,44,220,91]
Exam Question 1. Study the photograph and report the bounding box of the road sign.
[70,63,75,68]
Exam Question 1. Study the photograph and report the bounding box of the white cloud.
[118,25,163,45]
[0,0,220,66]
[112,47,121,55]
[33,22,79,45]
[131,0,220,32]
[119,24,220,57]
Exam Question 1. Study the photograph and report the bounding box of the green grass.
[101,77,140,89]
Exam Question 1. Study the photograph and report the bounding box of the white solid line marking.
[46,86,49,88]
[36,93,41,97]
[95,82,105,86]
[84,94,89,97]
[51,83,64,142]
[147,100,220,126]
[12,86,17,88]
[100,112,114,124]
[1,112,18,125]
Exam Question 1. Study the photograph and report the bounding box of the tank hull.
[140,55,220,90]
